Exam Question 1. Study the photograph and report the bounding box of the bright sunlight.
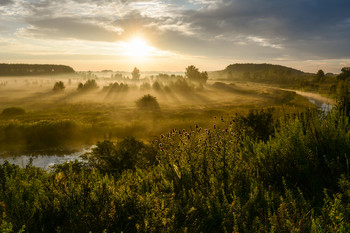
[123,38,155,58]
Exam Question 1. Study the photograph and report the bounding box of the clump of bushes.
[136,94,160,111]
[77,79,98,91]
[52,81,65,91]
[233,108,275,141]
[102,82,129,92]
[84,137,157,175]
[1,107,25,116]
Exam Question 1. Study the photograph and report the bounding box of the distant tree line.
[0,63,75,76]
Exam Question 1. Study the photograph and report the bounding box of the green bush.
[84,137,157,175]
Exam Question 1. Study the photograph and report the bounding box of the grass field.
[0,74,314,154]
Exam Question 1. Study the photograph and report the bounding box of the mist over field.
[0,64,316,155]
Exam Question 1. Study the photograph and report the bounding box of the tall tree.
[132,67,140,80]
[185,65,208,84]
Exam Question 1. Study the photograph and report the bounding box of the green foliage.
[233,108,275,141]
[52,81,65,91]
[85,137,157,175]
[1,107,25,116]
[136,94,160,111]
[336,81,350,116]
[2,107,350,232]
[337,67,350,81]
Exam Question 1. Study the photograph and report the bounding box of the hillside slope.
[209,63,310,84]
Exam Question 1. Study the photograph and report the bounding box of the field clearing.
[0,75,314,154]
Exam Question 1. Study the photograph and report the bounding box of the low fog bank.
[0,72,286,110]
[0,70,313,154]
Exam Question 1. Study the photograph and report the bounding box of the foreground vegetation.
[1,103,350,232]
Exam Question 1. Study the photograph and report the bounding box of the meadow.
[0,71,312,155]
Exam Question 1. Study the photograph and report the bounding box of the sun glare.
[123,38,154,58]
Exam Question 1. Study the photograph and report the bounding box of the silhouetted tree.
[337,67,350,80]
[53,81,65,91]
[316,69,325,82]
[152,81,162,91]
[136,94,160,111]
[77,79,98,91]
[132,67,140,80]
[185,65,208,83]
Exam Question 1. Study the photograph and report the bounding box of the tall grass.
[0,108,350,232]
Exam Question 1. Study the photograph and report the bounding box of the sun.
[123,37,154,58]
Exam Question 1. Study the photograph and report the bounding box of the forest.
[0,63,350,232]
[0,64,75,76]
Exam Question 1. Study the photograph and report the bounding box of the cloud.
[177,0,350,59]
[19,17,122,42]
[0,0,13,6]
[1,0,350,71]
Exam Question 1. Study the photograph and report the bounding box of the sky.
[0,0,349,73]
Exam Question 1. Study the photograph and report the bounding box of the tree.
[53,81,65,91]
[316,69,325,81]
[185,65,208,83]
[337,67,350,80]
[77,79,98,91]
[131,67,140,80]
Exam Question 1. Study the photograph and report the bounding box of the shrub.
[84,137,157,175]
[52,81,65,91]
[234,108,275,141]
[136,94,160,111]
[1,107,25,116]
[77,79,98,91]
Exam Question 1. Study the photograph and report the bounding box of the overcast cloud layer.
[0,0,349,72]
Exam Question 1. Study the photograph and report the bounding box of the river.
[0,147,93,170]
[279,88,335,113]
[293,90,334,113]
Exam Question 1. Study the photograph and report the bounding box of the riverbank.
[0,146,93,170]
